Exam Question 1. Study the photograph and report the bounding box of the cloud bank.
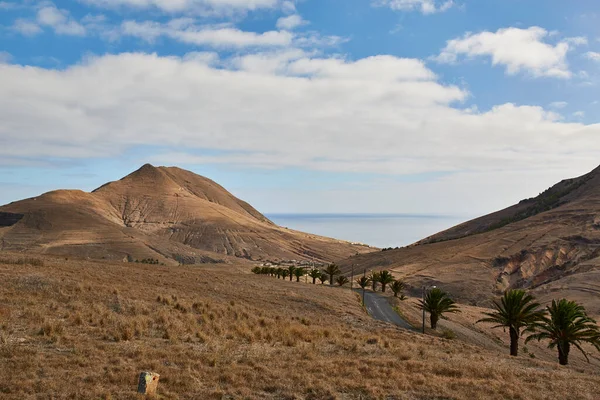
[1,52,598,179]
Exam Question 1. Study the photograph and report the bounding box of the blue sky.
[1,0,599,217]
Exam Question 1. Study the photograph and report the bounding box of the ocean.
[266,214,468,248]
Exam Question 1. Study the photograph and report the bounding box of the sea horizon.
[266,213,470,248]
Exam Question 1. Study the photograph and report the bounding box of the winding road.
[357,289,416,331]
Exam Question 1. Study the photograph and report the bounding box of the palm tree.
[323,264,341,286]
[252,266,262,274]
[370,272,380,292]
[293,267,305,282]
[477,290,545,356]
[378,270,394,293]
[526,299,600,365]
[287,266,295,282]
[281,270,289,280]
[356,276,372,290]
[276,268,283,279]
[308,269,322,284]
[390,280,406,299]
[336,276,349,286]
[318,274,328,285]
[419,288,460,330]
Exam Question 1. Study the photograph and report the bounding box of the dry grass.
[1,254,599,399]
[0,256,44,267]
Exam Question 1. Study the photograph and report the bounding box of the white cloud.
[0,51,12,64]
[585,51,600,61]
[183,51,220,65]
[1,51,598,185]
[0,1,21,10]
[287,55,438,82]
[434,27,584,78]
[81,14,108,25]
[78,0,282,15]
[374,0,454,14]
[564,36,588,46]
[281,0,296,14]
[227,48,308,73]
[13,4,87,37]
[573,111,585,118]
[276,14,307,30]
[549,101,568,109]
[293,31,347,48]
[12,19,43,36]
[37,5,87,36]
[119,19,342,49]
[121,19,293,47]
[228,52,439,84]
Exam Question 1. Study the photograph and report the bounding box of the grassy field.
[1,254,599,399]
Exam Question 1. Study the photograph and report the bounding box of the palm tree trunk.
[296,276,300,282]
[289,275,293,282]
[558,342,570,365]
[430,314,439,330]
[509,326,519,356]
[312,277,316,284]
[382,284,386,293]
[330,274,334,286]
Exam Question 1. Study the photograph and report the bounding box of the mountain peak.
[0,165,372,263]
[126,163,163,179]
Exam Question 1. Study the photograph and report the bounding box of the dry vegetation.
[1,254,600,399]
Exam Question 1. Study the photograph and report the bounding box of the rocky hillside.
[0,164,374,264]
[340,165,600,317]
[417,165,598,245]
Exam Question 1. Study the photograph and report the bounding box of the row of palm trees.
[252,265,407,298]
[252,265,600,365]
[477,289,600,365]
[251,264,343,285]
[355,270,407,298]
[417,287,600,365]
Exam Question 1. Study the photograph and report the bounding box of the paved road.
[357,289,416,331]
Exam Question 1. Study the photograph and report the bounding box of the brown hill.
[0,164,373,263]
[340,165,600,317]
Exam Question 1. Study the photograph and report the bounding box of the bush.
[0,257,44,267]
[441,329,456,340]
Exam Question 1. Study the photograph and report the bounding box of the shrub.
[441,329,456,340]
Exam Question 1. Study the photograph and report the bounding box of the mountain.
[0,164,374,264]
[340,165,600,317]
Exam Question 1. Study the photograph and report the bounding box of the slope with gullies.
[0,164,374,263]
[340,164,600,318]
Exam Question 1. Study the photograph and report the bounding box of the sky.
[1,0,600,218]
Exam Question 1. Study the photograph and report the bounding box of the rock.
[137,371,160,396]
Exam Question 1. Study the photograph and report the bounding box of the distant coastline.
[266,213,468,248]
[266,213,459,219]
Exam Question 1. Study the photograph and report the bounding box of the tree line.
[252,265,600,365]
[477,289,600,365]
[252,265,408,298]
[415,287,600,365]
